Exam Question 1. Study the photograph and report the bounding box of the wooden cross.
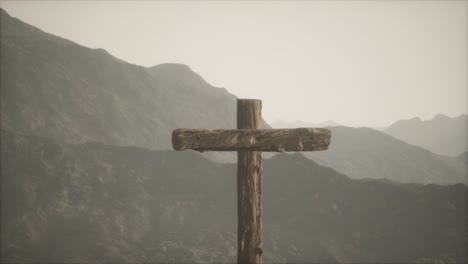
[172,99,331,264]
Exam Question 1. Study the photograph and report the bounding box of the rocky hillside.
[1,130,466,263]
[0,8,267,153]
[384,114,468,157]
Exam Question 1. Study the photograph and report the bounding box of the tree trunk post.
[237,99,263,264]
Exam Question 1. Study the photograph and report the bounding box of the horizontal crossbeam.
[172,128,331,152]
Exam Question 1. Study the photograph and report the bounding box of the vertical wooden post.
[237,99,263,264]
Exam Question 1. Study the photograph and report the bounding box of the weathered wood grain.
[237,99,262,264]
[172,128,331,152]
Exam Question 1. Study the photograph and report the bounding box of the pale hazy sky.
[2,1,467,127]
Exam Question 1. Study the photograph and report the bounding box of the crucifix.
[172,99,331,264]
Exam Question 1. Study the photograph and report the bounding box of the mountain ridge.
[0,8,268,156]
[2,129,466,263]
[272,119,342,128]
[303,126,467,185]
[384,114,467,156]
[1,8,465,185]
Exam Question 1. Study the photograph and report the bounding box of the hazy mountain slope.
[384,114,468,156]
[458,152,468,164]
[2,130,466,263]
[0,9,267,154]
[274,121,466,185]
[304,126,467,185]
[272,120,341,128]
[0,130,239,263]
[264,154,467,264]
[1,8,464,184]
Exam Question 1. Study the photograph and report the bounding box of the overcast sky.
[2,1,467,127]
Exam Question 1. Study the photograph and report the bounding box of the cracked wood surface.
[172,128,331,152]
[237,99,262,264]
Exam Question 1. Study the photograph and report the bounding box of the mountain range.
[1,8,465,185]
[384,114,468,157]
[2,130,466,263]
[0,8,467,263]
[272,117,467,185]
[303,126,467,185]
[271,120,342,128]
[0,8,268,152]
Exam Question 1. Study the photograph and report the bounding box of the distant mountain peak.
[391,114,466,126]
[384,113,467,157]
[147,63,209,87]
[0,10,274,156]
[150,63,192,71]
[0,8,9,16]
[433,113,450,121]
[271,119,342,128]
[404,117,422,123]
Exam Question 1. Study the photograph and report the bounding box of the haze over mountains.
[303,126,467,185]
[273,114,468,159]
[2,131,466,263]
[0,8,268,152]
[0,9,466,263]
[272,115,468,185]
[272,120,342,128]
[384,114,468,157]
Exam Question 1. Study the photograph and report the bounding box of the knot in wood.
[255,246,263,255]
[276,144,285,152]
[254,164,262,174]
[297,140,304,151]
